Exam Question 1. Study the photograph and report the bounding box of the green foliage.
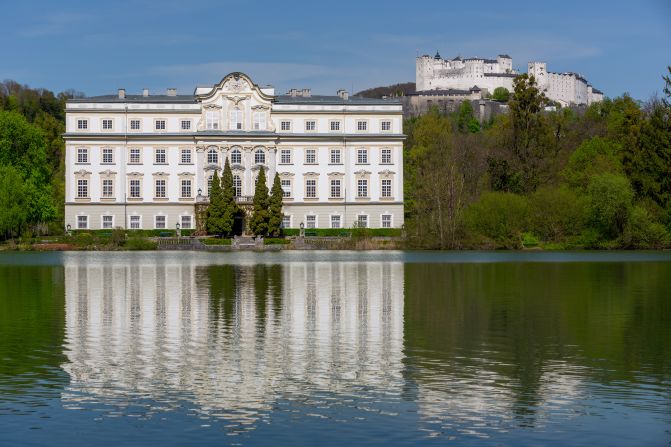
[528,187,587,242]
[0,165,28,239]
[206,171,224,235]
[123,236,157,250]
[264,238,290,245]
[201,237,232,245]
[268,174,284,237]
[456,101,480,133]
[621,206,669,249]
[586,173,634,240]
[492,87,510,102]
[465,192,529,248]
[563,137,623,190]
[249,168,270,236]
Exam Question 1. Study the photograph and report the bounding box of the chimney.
[118,88,125,99]
[143,88,149,97]
[289,88,299,97]
[301,88,311,97]
[167,88,177,96]
[337,89,349,100]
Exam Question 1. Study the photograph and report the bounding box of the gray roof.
[498,54,512,59]
[68,93,399,106]
[483,73,518,78]
[68,94,197,103]
[410,88,474,96]
[275,95,401,105]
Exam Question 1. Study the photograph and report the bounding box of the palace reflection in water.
[62,255,404,433]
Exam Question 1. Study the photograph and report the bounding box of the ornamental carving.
[378,169,396,176]
[354,169,372,176]
[202,104,222,110]
[74,169,92,176]
[226,95,248,106]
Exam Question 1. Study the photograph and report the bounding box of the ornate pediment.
[279,171,295,177]
[251,104,270,110]
[74,169,92,176]
[99,169,117,176]
[378,169,396,176]
[226,95,248,106]
[177,172,195,177]
[204,164,221,172]
[303,172,320,176]
[127,171,144,177]
[327,172,345,177]
[153,171,170,177]
[196,72,275,102]
[231,164,245,172]
[202,103,222,110]
[354,169,372,176]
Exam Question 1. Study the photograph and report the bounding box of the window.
[155,215,166,229]
[330,149,341,164]
[381,179,392,198]
[381,120,392,131]
[305,179,317,198]
[233,175,242,197]
[130,215,141,229]
[306,215,316,229]
[129,179,141,198]
[102,179,113,198]
[207,148,218,164]
[331,215,341,229]
[330,121,341,131]
[357,179,368,198]
[207,175,213,196]
[381,148,392,164]
[330,179,341,198]
[230,108,243,130]
[381,214,392,228]
[281,179,291,198]
[180,148,192,164]
[180,120,191,131]
[282,215,291,228]
[129,148,141,164]
[230,148,242,164]
[305,120,316,131]
[206,111,219,130]
[102,119,113,130]
[357,148,368,164]
[77,148,88,163]
[357,120,368,131]
[130,119,141,130]
[305,148,316,164]
[102,215,113,229]
[155,179,166,198]
[281,120,291,131]
[357,214,368,228]
[253,112,266,130]
[181,215,192,229]
[155,148,166,164]
[77,179,88,198]
[280,149,292,164]
[254,149,265,165]
[77,119,88,130]
[181,179,192,198]
[155,120,166,130]
[102,148,113,164]
[77,215,88,229]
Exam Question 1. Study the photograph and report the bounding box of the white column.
[195,146,205,195]
[243,146,253,196]
[268,146,277,184]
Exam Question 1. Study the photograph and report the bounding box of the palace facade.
[64,72,404,231]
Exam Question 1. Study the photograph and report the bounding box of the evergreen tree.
[206,171,224,235]
[268,174,284,236]
[220,158,239,236]
[249,168,270,236]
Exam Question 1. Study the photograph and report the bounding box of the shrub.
[464,191,528,248]
[528,187,587,242]
[201,238,232,245]
[621,206,670,248]
[586,173,633,240]
[124,237,157,250]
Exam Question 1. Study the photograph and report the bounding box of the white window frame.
[155,215,167,229]
[281,215,291,229]
[357,148,368,164]
[180,119,191,131]
[356,120,368,131]
[155,179,167,199]
[230,148,242,165]
[181,179,192,198]
[357,179,368,198]
[154,148,167,164]
[180,215,193,229]
[101,215,114,229]
[381,148,392,164]
[154,119,166,131]
[306,215,317,229]
[305,178,317,199]
[129,215,141,229]
[381,120,392,132]
[305,148,317,164]
[129,119,141,131]
[77,215,88,229]
[77,147,89,164]
[101,118,113,131]
[101,147,113,164]
[305,120,316,132]
[329,120,341,131]
[77,179,89,198]
[180,148,192,164]
[230,109,243,130]
[280,120,291,131]
[129,179,141,199]
[129,148,141,164]
[102,179,114,198]
[77,119,88,130]
[206,111,219,130]
[233,175,242,197]
[207,148,218,165]
[381,214,392,228]
[281,178,291,198]
[253,111,266,130]
[357,214,368,228]
[280,149,292,164]
[254,149,266,165]
[330,179,341,198]
[381,179,392,198]
[329,148,341,164]
[330,214,341,229]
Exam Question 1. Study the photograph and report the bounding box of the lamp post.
[66,224,71,236]
[176,222,181,238]
[299,221,305,238]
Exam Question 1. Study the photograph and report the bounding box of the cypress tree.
[206,171,224,235]
[220,158,239,236]
[249,168,270,236]
[268,174,284,236]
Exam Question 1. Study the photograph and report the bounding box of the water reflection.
[62,256,404,433]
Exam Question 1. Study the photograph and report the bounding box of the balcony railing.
[235,195,254,204]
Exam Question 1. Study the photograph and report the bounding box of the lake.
[0,251,670,446]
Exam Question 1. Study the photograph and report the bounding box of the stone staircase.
[232,236,263,250]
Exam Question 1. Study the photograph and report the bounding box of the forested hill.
[355,82,415,98]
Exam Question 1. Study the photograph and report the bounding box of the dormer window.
[230,108,243,130]
[253,111,266,130]
[206,111,219,130]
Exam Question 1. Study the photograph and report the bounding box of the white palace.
[64,72,404,231]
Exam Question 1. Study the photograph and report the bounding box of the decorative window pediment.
[74,169,92,176]
[354,169,372,176]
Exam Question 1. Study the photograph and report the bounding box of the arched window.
[253,111,266,130]
[207,147,218,164]
[207,175,213,196]
[230,148,242,164]
[254,148,265,165]
[230,108,243,130]
[233,175,242,197]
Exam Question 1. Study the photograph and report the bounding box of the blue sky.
[2,0,670,99]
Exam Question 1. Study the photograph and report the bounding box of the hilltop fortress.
[416,52,603,107]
